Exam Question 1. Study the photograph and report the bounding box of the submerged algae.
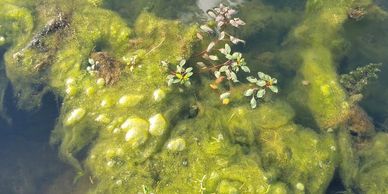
[1,0,388,193]
[287,0,366,129]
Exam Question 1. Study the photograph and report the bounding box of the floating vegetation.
[164,4,278,108]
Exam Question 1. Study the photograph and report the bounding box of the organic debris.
[88,52,122,85]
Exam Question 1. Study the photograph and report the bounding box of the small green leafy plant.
[165,3,278,108]
[340,63,382,97]
[245,72,278,108]
[165,59,193,87]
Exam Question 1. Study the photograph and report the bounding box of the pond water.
[1,0,388,193]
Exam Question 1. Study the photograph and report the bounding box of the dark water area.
[0,88,68,194]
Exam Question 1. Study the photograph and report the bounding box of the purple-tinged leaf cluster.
[163,4,278,108]
[207,3,245,28]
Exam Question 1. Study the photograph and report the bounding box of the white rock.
[121,117,148,130]
[153,89,166,102]
[95,114,110,124]
[65,78,75,85]
[296,183,305,191]
[125,127,149,148]
[66,86,77,96]
[122,117,149,148]
[148,113,167,136]
[64,108,86,126]
[118,95,143,107]
[167,138,186,152]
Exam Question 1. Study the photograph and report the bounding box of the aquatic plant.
[165,59,193,87]
[348,6,367,21]
[244,72,278,108]
[165,3,278,108]
[340,63,382,98]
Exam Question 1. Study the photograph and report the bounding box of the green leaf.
[214,71,221,78]
[225,44,231,54]
[256,80,266,87]
[250,97,257,109]
[219,31,226,40]
[231,52,239,59]
[220,92,231,99]
[186,72,193,77]
[167,78,174,86]
[179,59,186,66]
[196,32,203,40]
[230,72,239,82]
[263,74,271,81]
[209,55,219,61]
[219,65,229,72]
[197,62,206,68]
[246,76,257,83]
[207,42,216,52]
[230,36,245,44]
[219,48,227,55]
[185,67,193,73]
[258,72,265,79]
[244,89,254,96]
[200,25,213,33]
[269,86,278,93]
[241,65,250,73]
[257,89,266,98]
[176,65,183,72]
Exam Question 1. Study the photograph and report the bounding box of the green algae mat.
[1,0,388,193]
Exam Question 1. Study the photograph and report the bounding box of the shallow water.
[1,0,388,193]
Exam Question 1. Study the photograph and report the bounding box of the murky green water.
[1,0,388,193]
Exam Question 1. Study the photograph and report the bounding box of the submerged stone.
[65,85,77,96]
[125,127,149,148]
[166,137,186,152]
[148,113,167,136]
[121,117,149,148]
[152,89,166,102]
[121,117,149,130]
[117,94,143,107]
[64,108,86,126]
[95,114,110,124]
